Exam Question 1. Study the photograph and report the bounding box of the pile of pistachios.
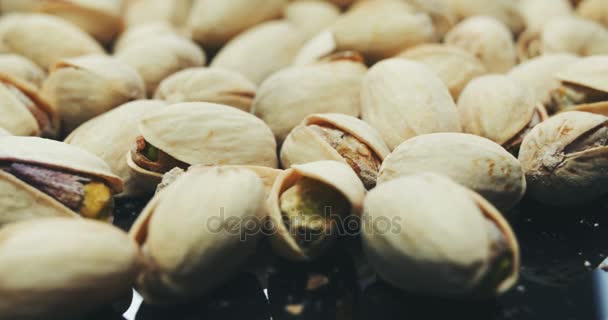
[1,0,608,319]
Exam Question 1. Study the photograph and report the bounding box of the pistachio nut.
[154,67,256,112]
[328,0,435,63]
[0,218,141,320]
[517,16,608,61]
[115,34,206,97]
[280,113,390,189]
[396,44,487,99]
[0,0,125,44]
[267,160,366,261]
[253,53,366,143]
[188,0,287,49]
[127,102,278,185]
[284,0,341,40]
[362,173,520,298]
[519,111,608,205]
[124,0,193,28]
[578,0,608,27]
[361,58,461,150]
[447,0,524,34]
[0,136,123,226]
[546,56,608,115]
[211,21,306,85]
[41,55,146,135]
[457,75,548,153]
[0,14,104,70]
[113,22,184,53]
[65,100,168,198]
[518,0,572,35]
[445,16,517,73]
[508,53,579,106]
[378,133,526,212]
[130,166,266,303]
[0,54,46,88]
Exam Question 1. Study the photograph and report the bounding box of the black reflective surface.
[110,196,608,320]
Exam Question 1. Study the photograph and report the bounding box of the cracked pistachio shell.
[0,14,104,70]
[445,16,516,73]
[0,218,141,320]
[397,44,487,99]
[125,0,193,28]
[114,22,184,53]
[362,173,519,298]
[519,111,608,205]
[188,0,287,48]
[0,54,46,88]
[115,34,206,97]
[280,113,390,187]
[154,67,256,112]
[42,55,146,135]
[457,75,542,146]
[0,0,125,44]
[378,133,526,212]
[578,0,608,27]
[253,56,366,142]
[552,56,608,116]
[65,100,168,198]
[284,0,340,40]
[447,0,524,34]
[267,160,366,261]
[329,0,435,63]
[361,58,461,150]
[0,136,123,226]
[508,53,579,105]
[518,0,572,34]
[128,102,278,182]
[130,166,266,303]
[211,21,306,85]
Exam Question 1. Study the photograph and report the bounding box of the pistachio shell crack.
[563,123,608,155]
[477,219,513,294]
[548,83,608,113]
[132,136,189,174]
[2,81,52,136]
[505,106,547,155]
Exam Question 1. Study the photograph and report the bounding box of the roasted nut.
[447,0,524,34]
[127,102,278,185]
[0,54,46,88]
[42,55,146,135]
[253,53,366,143]
[130,166,266,303]
[361,58,461,150]
[0,218,141,320]
[280,113,390,189]
[519,111,608,205]
[113,22,184,53]
[267,160,366,261]
[154,67,256,112]
[124,0,193,28]
[457,75,548,153]
[284,0,340,40]
[65,100,168,198]
[115,34,206,97]
[0,14,104,70]
[445,16,517,73]
[0,136,123,226]
[378,133,526,212]
[189,0,287,49]
[211,21,306,85]
[578,0,608,27]
[362,173,519,298]
[397,44,487,99]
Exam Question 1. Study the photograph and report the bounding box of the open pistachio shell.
[115,34,206,97]
[130,167,266,304]
[124,0,193,28]
[0,14,104,70]
[253,55,366,143]
[397,44,487,99]
[0,0,125,44]
[329,0,435,63]
[578,0,608,27]
[0,54,46,88]
[154,67,256,112]
[362,173,519,298]
[0,136,123,226]
[280,113,390,189]
[445,16,516,73]
[378,133,526,212]
[267,160,366,261]
[519,111,608,205]
[361,58,461,150]
[0,218,141,320]
[211,21,306,85]
[188,0,287,49]
[555,56,608,94]
[284,0,340,40]
[42,55,146,135]
[447,0,524,34]
[65,100,168,198]
[113,22,184,53]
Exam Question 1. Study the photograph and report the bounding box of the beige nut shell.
[578,0,608,27]
[447,0,524,34]
[284,0,340,40]
[0,54,46,88]
[114,22,183,53]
